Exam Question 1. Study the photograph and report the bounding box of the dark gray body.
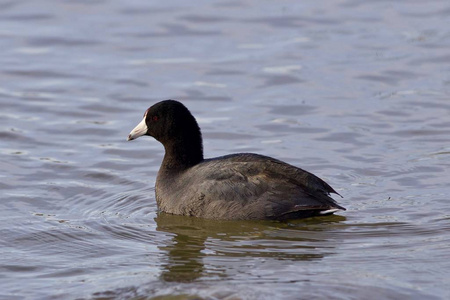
[156,153,344,220]
[128,100,345,221]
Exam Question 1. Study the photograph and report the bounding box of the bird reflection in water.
[155,213,346,283]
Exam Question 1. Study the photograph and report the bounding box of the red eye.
[152,116,158,122]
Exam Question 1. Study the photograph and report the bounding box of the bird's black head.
[127,100,204,166]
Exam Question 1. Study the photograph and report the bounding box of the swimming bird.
[127,100,345,220]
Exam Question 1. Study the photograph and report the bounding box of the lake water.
[1,0,450,299]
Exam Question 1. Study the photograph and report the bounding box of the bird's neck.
[161,136,203,171]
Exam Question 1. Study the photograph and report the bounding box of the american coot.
[127,100,345,220]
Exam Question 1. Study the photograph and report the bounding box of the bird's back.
[156,153,344,220]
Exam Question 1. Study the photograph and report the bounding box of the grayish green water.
[1,0,450,299]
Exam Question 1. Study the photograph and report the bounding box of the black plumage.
[128,100,345,220]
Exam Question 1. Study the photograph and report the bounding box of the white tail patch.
[319,208,340,215]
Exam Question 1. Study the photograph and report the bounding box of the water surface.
[1,0,450,299]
